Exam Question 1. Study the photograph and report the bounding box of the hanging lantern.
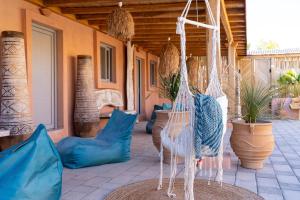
[159,41,179,77]
[107,2,134,41]
[186,56,199,86]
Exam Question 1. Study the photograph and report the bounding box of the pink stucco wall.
[0,0,168,142]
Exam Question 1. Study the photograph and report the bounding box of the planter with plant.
[152,72,181,164]
[230,82,275,169]
[273,70,300,119]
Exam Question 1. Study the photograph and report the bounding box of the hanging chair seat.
[57,110,137,169]
[0,124,63,200]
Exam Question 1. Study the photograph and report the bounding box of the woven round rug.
[105,178,264,200]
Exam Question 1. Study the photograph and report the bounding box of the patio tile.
[259,193,284,200]
[61,191,87,200]
[235,179,257,193]
[83,177,111,187]
[70,185,98,194]
[257,177,280,188]
[60,121,300,199]
[277,175,300,184]
[236,171,256,181]
[283,190,300,200]
[273,164,293,173]
[84,188,111,200]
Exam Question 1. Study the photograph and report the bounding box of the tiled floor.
[61,120,300,200]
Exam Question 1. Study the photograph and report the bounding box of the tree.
[256,40,280,50]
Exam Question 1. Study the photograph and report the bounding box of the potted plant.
[230,82,275,169]
[273,70,300,119]
[152,72,181,164]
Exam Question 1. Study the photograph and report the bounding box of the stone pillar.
[74,55,100,137]
[0,31,34,135]
[206,0,221,81]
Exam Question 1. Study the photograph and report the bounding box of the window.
[100,43,115,82]
[149,61,157,86]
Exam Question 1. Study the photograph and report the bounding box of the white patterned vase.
[0,31,34,135]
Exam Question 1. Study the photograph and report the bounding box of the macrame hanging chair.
[107,2,134,41]
[157,0,228,199]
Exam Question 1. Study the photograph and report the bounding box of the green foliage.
[159,72,201,103]
[256,40,280,50]
[159,72,180,103]
[241,82,274,123]
[277,70,300,97]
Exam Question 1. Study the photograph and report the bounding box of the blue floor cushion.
[0,124,63,200]
[57,109,137,169]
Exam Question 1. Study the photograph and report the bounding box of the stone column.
[0,31,34,135]
[74,55,100,137]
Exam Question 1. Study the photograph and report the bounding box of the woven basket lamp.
[186,56,199,87]
[107,2,134,41]
[159,40,180,77]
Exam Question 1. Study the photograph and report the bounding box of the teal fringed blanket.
[194,94,223,159]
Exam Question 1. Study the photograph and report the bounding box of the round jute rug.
[105,178,264,200]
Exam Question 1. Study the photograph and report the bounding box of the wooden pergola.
[28,0,247,57]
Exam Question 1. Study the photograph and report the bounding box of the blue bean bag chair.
[0,124,63,200]
[57,109,137,169]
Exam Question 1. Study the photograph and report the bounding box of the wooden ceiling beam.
[61,3,205,14]
[221,0,233,43]
[45,0,244,9]
[45,0,191,7]
[76,10,206,20]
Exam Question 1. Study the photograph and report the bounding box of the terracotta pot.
[230,120,274,169]
[152,110,185,164]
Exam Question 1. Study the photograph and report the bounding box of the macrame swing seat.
[157,0,228,199]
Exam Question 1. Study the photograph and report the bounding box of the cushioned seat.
[0,124,63,200]
[57,109,137,169]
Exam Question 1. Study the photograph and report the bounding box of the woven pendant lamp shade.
[186,56,199,86]
[159,42,179,77]
[107,6,134,41]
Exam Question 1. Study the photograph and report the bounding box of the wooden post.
[206,0,221,81]
[236,59,242,119]
[228,42,238,118]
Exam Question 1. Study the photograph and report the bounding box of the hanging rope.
[157,0,228,199]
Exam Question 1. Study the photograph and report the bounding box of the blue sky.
[247,0,300,50]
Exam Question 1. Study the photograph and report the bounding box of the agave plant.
[159,71,201,104]
[159,72,181,103]
[241,82,275,123]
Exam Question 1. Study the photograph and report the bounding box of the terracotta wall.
[134,48,170,120]
[0,0,126,142]
[0,0,168,142]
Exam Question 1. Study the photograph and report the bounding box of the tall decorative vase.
[0,31,34,136]
[74,55,100,137]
